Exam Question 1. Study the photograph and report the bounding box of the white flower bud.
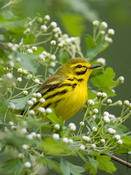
[88,100,95,106]
[92,115,96,119]
[17,77,22,82]
[97,92,103,97]
[41,25,47,32]
[21,128,27,134]
[31,97,37,103]
[102,92,107,98]
[16,57,21,62]
[36,92,42,98]
[23,90,28,95]
[91,144,96,149]
[96,58,106,65]
[82,136,91,142]
[104,111,109,116]
[50,40,56,46]
[100,30,105,35]
[92,127,97,132]
[24,162,31,168]
[22,144,29,150]
[105,36,112,43]
[104,115,110,123]
[116,100,122,106]
[108,28,115,35]
[27,100,33,106]
[68,139,73,143]
[32,46,37,51]
[92,20,99,26]
[101,21,108,29]
[50,21,57,28]
[107,128,116,134]
[50,62,56,67]
[51,55,56,60]
[18,153,24,158]
[101,139,105,144]
[118,139,123,144]
[39,54,45,61]
[27,74,33,79]
[107,99,112,104]
[9,121,14,125]
[44,15,50,21]
[80,144,85,150]
[124,100,130,106]
[69,123,76,131]
[38,107,45,113]
[93,108,99,114]
[80,121,85,126]
[46,108,52,113]
[114,135,121,140]
[27,134,33,140]
[54,124,60,130]
[27,49,33,54]
[31,132,36,137]
[52,133,59,140]
[62,137,69,143]
[36,134,41,138]
[39,98,45,103]
[6,73,13,79]
[17,68,23,73]
[118,76,124,83]
[34,78,40,84]
[29,110,35,115]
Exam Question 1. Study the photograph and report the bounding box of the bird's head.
[60,58,101,81]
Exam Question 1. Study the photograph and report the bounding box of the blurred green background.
[0,0,131,174]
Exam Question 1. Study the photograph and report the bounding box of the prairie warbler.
[33,58,101,120]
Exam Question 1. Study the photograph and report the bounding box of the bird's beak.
[88,65,101,69]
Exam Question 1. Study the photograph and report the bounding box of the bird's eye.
[76,64,83,68]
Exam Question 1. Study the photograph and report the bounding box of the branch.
[95,149,131,168]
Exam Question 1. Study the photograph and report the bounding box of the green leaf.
[14,52,39,73]
[86,34,108,60]
[61,13,84,36]
[9,94,32,110]
[60,159,85,175]
[58,49,70,64]
[46,110,63,125]
[97,155,116,174]
[41,138,69,155]
[1,158,23,175]
[60,159,70,175]
[90,67,118,96]
[114,136,131,154]
[24,33,36,44]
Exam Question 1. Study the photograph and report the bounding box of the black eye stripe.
[75,64,83,68]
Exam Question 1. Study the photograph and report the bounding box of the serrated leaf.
[114,136,131,154]
[86,34,108,60]
[60,159,85,175]
[90,67,118,96]
[60,159,71,175]
[61,13,84,36]
[97,155,116,174]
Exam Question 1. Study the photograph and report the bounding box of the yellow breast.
[55,81,88,120]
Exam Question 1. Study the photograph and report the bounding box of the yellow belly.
[55,83,88,120]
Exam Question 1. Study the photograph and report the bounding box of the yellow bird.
[33,58,101,120]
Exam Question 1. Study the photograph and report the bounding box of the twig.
[95,149,131,168]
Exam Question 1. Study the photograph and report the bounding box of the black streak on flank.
[44,102,52,109]
[77,79,83,82]
[72,83,77,89]
[45,89,68,100]
[67,78,74,81]
[54,98,63,108]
